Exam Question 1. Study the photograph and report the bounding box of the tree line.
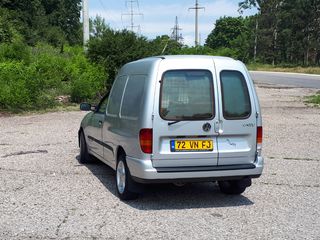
[0,0,81,47]
[1,0,319,66]
[230,0,320,65]
[0,0,319,111]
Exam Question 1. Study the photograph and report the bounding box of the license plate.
[170,140,213,152]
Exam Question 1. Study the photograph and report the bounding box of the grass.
[305,92,320,106]
[248,63,320,75]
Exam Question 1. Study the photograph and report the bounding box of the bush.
[0,43,108,112]
[68,52,107,102]
[212,47,238,58]
[0,61,32,110]
[0,42,31,63]
[87,28,152,81]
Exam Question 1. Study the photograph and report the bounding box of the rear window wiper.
[168,116,191,126]
[168,120,182,126]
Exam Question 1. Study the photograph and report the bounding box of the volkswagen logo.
[202,123,211,132]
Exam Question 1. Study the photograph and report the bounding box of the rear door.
[152,58,219,168]
[215,62,257,166]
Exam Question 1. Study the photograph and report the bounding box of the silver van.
[79,55,263,200]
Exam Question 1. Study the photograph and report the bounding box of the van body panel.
[126,155,264,181]
[102,58,162,168]
[151,57,220,167]
[214,59,258,165]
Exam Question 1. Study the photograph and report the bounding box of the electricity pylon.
[122,0,143,33]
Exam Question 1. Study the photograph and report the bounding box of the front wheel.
[116,155,139,200]
[218,178,252,195]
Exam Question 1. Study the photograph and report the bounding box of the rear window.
[160,70,214,121]
[220,70,251,119]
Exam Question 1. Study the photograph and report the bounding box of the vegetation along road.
[251,71,320,89]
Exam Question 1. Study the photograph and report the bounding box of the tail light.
[139,128,153,154]
[257,126,263,156]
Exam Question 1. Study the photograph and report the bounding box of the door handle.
[214,120,223,134]
[218,121,223,134]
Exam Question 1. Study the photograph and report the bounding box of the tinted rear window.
[220,70,251,119]
[160,70,214,120]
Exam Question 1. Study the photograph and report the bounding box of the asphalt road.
[0,86,320,239]
[250,71,320,89]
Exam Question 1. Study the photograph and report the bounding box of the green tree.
[87,28,153,83]
[239,0,320,65]
[0,8,23,43]
[205,16,254,62]
[205,17,248,49]
[0,0,81,46]
[42,0,82,45]
[90,15,109,38]
[149,35,182,55]
[239,0,263,11]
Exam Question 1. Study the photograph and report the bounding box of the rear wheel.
[116,155,139,200]
[79,131,91,164]
[218,178,251,195]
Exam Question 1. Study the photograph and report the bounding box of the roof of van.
[119,55,244,76]
[139,55,236,62]
[123,55,240,68]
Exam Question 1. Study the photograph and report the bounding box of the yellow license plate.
[170,140,213,152]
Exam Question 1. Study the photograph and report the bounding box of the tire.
[218,178,252,195]
[79,131,91,164]
[116,155,139,200]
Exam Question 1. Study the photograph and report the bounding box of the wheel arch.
[116,146,126,163]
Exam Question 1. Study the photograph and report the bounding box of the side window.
[121,75,146,119]
[220,70,251,120]
[97,96,109,114]
[107,76,127,115]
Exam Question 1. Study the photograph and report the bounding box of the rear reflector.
[257,126,263,145]
[139,128,153,154]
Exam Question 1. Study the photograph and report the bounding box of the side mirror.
[80,102,92,111]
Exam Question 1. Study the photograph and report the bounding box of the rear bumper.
[126,156,264,184]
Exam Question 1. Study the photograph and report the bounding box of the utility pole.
[254,18,258,62]
[122,0,143,33]
[171,16,183,43]
[189,0,204,47]
[82,0,89,51]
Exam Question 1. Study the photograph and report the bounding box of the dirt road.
[0,85,319,239]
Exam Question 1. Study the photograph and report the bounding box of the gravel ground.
[0,85,319,240]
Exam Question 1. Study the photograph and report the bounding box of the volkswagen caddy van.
[79,55,263,200]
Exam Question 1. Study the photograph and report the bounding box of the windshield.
[160,70,214,121]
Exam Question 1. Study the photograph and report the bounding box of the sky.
[88,0,257,46]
